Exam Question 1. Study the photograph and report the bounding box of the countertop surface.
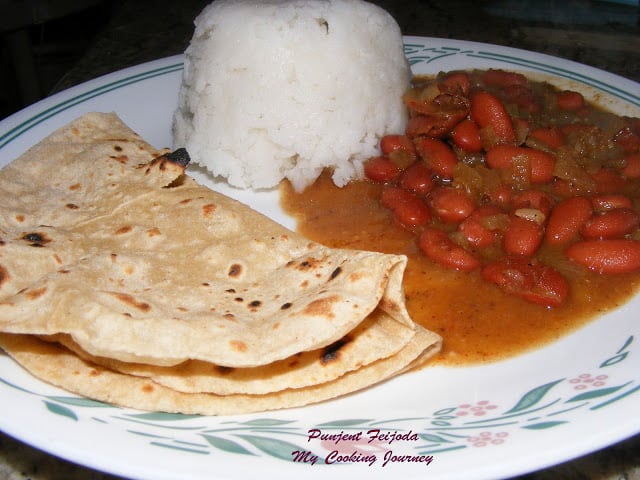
[1,0,639,479]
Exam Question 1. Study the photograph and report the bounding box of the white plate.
[0,37,639,480]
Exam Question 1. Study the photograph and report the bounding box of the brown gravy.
[281,172,640,366]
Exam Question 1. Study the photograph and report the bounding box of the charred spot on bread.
[21,232,51,247]
[321,336,351,364]
[164,147,191,167]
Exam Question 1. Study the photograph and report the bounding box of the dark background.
[1,0,639,121]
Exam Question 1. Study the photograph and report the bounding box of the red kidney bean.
[364,156,399,183]
[380,185,411,210]
[556,90,585,111]
[470,90,516,145]
[418,228,480,271]
[451,119,483,153]
[566,239,640,274]
[480,69,528,87]
[481,257,569,307]
[405,95,469,139]
[590,194,633,212]
[413,137,458,179]
[380,134,416,158]
[380,186,431,228]
[528,127,565,149]
[486,145,555,184]
[545,196,593,245]
[503,215,544,256]
[580,208,640,239]
[591,168,625,194]
[398,162,434,195]
[502,84,541,114]
[429,187,476,223]
[622,153,640,179]
[458,205,503,248]
[615,124,640,153]
[439,72,471,96]
[491,185,513,208]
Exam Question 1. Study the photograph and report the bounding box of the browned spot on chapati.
[379,297,401,314]
[108,292,151,312]
[111,155,129,164]
[0,265,10,287]
[349,271,365,283]
[228,264,242,278]
[249,300,261,307]
[230,340,247,352]
[144,155,172,173]
[15,215,24,223]
[89,368,102,377]
[297,258,321,270]
[302,295,340,318]
[146,227,161,237]
[287,357,300,368]
[69,183,81,191]
[280,302,292,310]
[141,383,155,393]
[65,203,79,210]
[25,286,47,300]
[115,226,132,235]
[202,204,217,217]
[147,155,169,173]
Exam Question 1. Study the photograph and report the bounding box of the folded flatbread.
[0,328,439,415]
[49,307,413,395]
[0,112,441,413]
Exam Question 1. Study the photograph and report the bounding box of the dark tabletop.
[0,0,639,479]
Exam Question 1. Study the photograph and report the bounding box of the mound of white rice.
[172,0,410,192]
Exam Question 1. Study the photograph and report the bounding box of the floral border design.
[1,336,636,463]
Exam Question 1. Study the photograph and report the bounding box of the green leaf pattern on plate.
[403,41,640,107]
[1,336,635,462]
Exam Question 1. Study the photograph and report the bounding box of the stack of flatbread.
[0,113,441,415]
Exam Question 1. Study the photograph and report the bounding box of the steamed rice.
[172,0,410,192]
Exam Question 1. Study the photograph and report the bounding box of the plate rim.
[0,36,638,480]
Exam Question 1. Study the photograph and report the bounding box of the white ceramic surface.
[0,37,638,480]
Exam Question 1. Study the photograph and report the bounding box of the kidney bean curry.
[282,69,640,365]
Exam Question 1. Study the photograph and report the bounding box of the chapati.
[0,112,441,413]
